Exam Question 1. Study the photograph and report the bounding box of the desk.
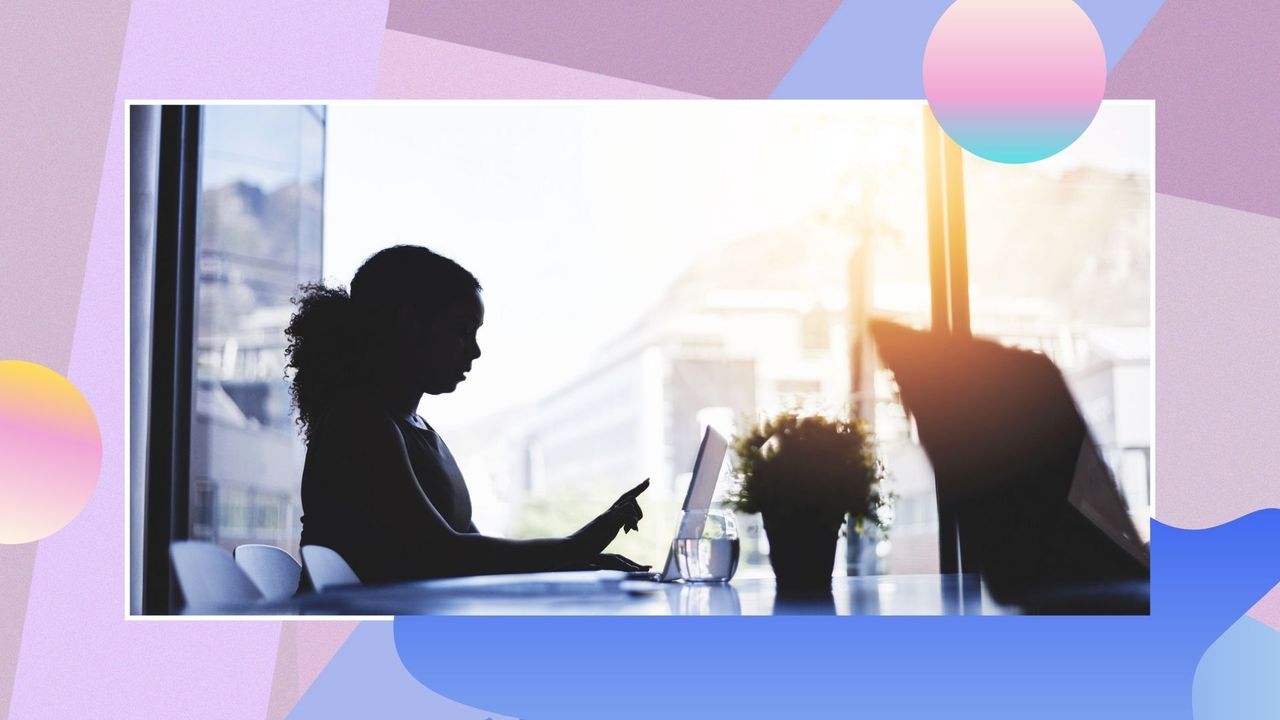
[218,572,1012,616]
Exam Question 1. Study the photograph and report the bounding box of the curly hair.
[283,281,360,444]
[284,245,480,444]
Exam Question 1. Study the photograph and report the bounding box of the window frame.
[142,105,202,614]
[921,107,974,576]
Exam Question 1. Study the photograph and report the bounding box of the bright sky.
[321,101,1151,426]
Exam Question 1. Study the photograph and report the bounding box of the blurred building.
[448,221,863,571]
[451,161,1152,577]
[188,106,325,557]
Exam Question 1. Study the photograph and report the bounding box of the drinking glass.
[672,509,740,582]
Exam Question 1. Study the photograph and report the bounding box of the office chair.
[871,320,1149,612]
[170,541,262,611]
[234,544,302,600]
[301,545,362,591]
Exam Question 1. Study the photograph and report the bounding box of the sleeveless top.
[297,408,473,587]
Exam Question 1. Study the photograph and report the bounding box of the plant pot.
[761,511,841,590]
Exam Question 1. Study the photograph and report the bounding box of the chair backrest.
[870,320,1149,602]
[234,544,302,600]
[301,545,361,591]
[170,541,262,611]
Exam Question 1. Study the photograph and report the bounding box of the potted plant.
[730,410,891,589]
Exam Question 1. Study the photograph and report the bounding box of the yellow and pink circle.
[0,360,101,544]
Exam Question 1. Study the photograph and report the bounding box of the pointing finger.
[619,478,650,502]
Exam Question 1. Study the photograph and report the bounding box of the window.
[189,105,325,557]
[800,308,831,352]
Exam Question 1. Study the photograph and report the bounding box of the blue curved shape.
[770,0,1166,99]
[1192,616,1280,720]
[394,512,1280,719]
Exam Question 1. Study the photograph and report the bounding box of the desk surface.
[225,572,1012,616]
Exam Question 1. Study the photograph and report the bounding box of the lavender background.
[0,1,1276,717]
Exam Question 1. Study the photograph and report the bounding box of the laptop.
[628,426,730,583]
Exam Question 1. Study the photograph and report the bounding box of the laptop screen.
[682,427,729,512]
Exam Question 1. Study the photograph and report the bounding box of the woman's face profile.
[402,288,484,395]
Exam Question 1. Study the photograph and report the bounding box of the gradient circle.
[0,360,101,544]
[923,0,1106,164]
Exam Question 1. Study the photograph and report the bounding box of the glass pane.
[962,103,1152,540]
[191,105,325,557]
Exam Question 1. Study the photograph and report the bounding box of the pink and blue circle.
[924,0,1107,164]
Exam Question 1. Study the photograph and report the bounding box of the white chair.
[170,541,262,611]
[301,545,362,591]
[234,544,303,600]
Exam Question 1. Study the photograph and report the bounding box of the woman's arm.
[465,502,650,573]
[337,409,636,578]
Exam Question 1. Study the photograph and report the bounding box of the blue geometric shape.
[770,0,1166,99]
[771,1,953,98]
[1192,616,1280,720]
[1074,0,1167,72]
[288,623,501,719]
[394,512,1280,719]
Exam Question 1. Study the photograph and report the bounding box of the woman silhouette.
[285,245,648,587]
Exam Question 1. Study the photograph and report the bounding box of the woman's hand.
[558,552,651,572]
[587,553,651,572]
[567,479,649,557]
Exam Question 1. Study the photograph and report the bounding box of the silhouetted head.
[284,245,483,442]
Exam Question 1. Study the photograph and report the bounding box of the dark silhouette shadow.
[938,573,983,616]
[870,320,1149,614]
[286,245,649,590]
[773,585,838,615]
